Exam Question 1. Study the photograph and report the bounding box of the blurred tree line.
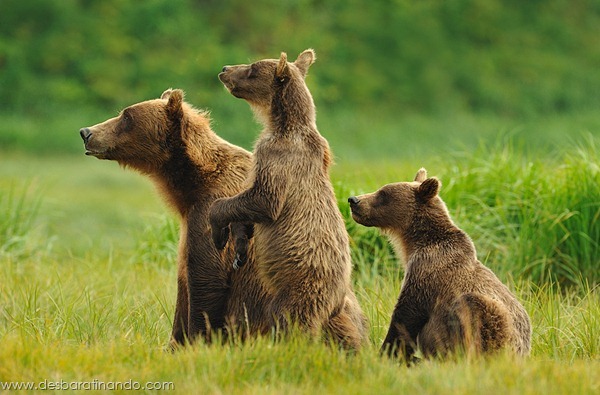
[1,0,599,119]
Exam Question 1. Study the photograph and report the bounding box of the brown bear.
[79,89,271,346]
[348,168,531,360]
[210,49,368,349]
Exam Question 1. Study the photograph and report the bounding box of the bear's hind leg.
[324,293,368,350]
[170,263,190,348]
[421,293,511,358]
[458,293,511,354]
[268,291,327,341]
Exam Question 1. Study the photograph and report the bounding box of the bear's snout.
[218,70,230,85]
[348,196,360,206]
[80,128,92,143]
[219,66,232,81]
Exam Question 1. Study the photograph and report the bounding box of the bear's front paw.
[209,199,230,250]
[211,225,230,250]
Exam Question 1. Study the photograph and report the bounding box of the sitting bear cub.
[348,168,531,361]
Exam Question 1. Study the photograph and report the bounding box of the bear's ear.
[165,89,184,119]
[276,52,290,81]
[414,168,427,182]
[416,177,440,203]
[294,48,316,77]
[160,88,174,100]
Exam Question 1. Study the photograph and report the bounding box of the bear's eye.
[121,109,133,129]
[375,189,390,207]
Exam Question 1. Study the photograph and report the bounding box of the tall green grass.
[1,256,598,393]
[335,136,599,289]
[1,140,599,394]
[438,136,599,288]
[131,214,178,268]
[0,182,46,260]
[526,282,600,360]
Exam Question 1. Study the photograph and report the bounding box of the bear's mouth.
[351,212,374,227]
[349,206,374,227]
[350,211,362,223]
[348,206,362,221]
[219,73,243,97]
[84,148,110,159]
[218,72,232,89]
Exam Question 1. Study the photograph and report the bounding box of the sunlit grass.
[0,182,44,259]
[0,136,599,393]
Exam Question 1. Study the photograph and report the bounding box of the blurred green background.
[1,0,599,158]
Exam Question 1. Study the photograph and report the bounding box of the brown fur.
[80,89,272,346]
[210,50,367,349]
[348,168,531,360]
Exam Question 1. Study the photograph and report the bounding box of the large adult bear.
[80,89,270,346]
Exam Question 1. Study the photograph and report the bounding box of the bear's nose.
[80,128,92,143]
[348,196,360,205]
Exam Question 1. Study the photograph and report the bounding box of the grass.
[1,134,599,393]
[0,182,43,260]
[0,337,597,394]
[438,137,600,287]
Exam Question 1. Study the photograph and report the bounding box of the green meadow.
[1,115,599,393]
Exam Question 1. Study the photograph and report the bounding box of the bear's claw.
[233,254,245,270]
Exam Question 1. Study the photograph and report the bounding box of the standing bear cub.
[211,49,367,349]
[348,168,531,360]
